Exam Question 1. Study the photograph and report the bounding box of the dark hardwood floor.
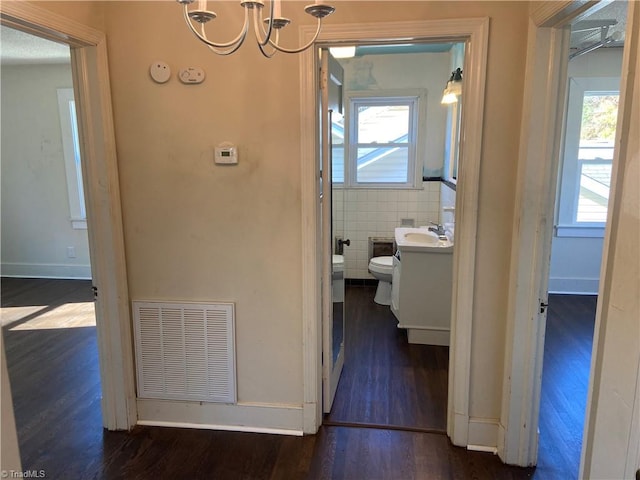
[535,294,597,480]
[1,278,594,479]
[325,285,448,432]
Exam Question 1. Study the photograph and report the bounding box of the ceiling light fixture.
[177,0,335,58]
[441,68,463,105]
[329,46,356,59]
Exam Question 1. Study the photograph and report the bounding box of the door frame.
[0,2,136,430]
[500,0,638,468]
[299,18,489,443]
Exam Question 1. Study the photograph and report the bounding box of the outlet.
[66,246,76,258]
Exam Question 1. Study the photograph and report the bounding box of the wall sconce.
[441,68,463,104]
[177,0,335,58]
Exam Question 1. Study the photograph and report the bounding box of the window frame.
[57,88,87,230]
[342,90,425,189]
[555,76,619,238]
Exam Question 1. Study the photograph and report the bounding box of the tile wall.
[333,182,442,278]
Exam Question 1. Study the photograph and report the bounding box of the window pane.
[579,94,618,144]
[577,162,611,223]
[357,105,409,144]
[575,93,617,223]
[356,147,408,183]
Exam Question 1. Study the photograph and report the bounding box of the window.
[57,88,87,229]
[556,77,619,237]
[336,93,421,188]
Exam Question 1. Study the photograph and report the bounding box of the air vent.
[133,301,236,403]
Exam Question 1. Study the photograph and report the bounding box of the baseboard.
[136,398,304,436]
[548,277,599,295]
[467,417,500,453]
[1,262,91,280]
[345,278,377,287]
[399,325,450,346]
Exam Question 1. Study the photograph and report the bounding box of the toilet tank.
[368,237,395,262]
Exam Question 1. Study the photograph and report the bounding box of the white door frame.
[299,18,489,444]
[0,2,136,430]
[500,0,638,468]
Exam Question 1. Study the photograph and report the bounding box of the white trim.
[137,421,303,437]
[1,262,92,280]
[299,18,489,446]
[136,399,303,435]
[345,90,424,189]
[71,219,88,230]
[57,87,87,227]
[0,3,136,430]
[548,277,599,295]
[468,417,500,452]
[555,225,605,238]
[556,76,619,229]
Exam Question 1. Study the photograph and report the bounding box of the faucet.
[428,222,448,241]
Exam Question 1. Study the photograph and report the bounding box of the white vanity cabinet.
[390,247,453,346]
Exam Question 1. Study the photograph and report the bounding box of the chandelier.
[177,0,336,57]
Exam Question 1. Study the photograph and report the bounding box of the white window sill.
[71,219,87,230]
[555,225,605,238]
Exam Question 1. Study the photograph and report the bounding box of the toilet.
[368,256,394,305]
[332,254,345,303]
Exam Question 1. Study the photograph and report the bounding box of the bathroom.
[326,42,463,430]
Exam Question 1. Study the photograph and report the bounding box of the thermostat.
[215,142,238,165]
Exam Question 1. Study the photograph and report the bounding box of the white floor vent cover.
[133,301,236,403]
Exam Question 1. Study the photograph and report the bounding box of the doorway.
[299,18,490,443]
[320,42,464,432]
[537,4,626,477]
[0,25,104,468]
[0,2,135,433]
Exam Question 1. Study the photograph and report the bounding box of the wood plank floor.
[325,285,448,431]
[1,278,594,479]
[535,294,597,480]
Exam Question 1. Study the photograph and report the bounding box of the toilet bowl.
[368,256,394,305]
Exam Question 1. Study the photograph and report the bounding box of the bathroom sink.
[395,227,453,252]
[403,232,439,245]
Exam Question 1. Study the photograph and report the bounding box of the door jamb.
[0,2,136,430]
[299,18,489,445]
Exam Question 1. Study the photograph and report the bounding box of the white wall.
[1,63,91,279]
[335,51,450,278]
[549,48,623,294]
[334,183,441,278]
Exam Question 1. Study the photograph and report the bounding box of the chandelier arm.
[182,3,249,49]
[252,1,274,47]
[257,30,279,58]
[205,37,247,56]
[268,18,322,54]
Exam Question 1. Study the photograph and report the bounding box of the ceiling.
[0,1,628,64]
[570,0,627,53]
[0,25,70,65]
